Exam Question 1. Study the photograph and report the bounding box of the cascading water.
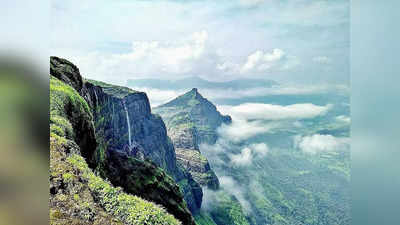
[94,89,98,104]
[123,100,132,147]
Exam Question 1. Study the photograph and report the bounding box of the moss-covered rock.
[104,150,196,225]
[50,76,96,166]
[50,56,85,94]
[50,133,181,225]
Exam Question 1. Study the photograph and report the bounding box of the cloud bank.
[294,134,350,154]
[218,103,332,121]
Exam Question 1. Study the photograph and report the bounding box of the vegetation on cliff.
[50,75,181,225]
[50,56,204,225]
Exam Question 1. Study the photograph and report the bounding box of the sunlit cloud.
[294,134,350,154]
[218,103,332,121]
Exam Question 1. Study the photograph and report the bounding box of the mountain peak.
[153,87,232,145]
[159,88,208,108]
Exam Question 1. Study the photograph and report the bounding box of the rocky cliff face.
[50,56,201,225]
[153,88,231,189]
[83,79,203,215]
[50,75,181,225]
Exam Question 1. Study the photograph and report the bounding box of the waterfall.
[123,101,132,147]
[94,90,98,104]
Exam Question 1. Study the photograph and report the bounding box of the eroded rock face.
[176,148,219,190]
[153,88,231,190]
[169,126,200,150]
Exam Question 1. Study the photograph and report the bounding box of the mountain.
[126,76,278,90]
[50,56,199,225]
[153,89,255,225]
[153,88,230,189]
[155,88,232,144]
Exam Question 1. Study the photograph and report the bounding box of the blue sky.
[51,0,349,85]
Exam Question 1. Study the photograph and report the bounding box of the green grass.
[86,79,139,98]
[67,154,182,225]
[50,76,91,118]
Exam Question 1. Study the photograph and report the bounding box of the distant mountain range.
[126,76,278,90]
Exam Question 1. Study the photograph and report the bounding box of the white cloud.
[336,115,351,124]
[217,119,277,142]
[294,134,350,154]
[230,147,253,166]
[218,103,332,121]
[117,30,209,74]
[216,48,299,75]
[240,48,297,73]
[313,56,332,64]
[229,143,269,166]
[218,176,252,211]
[250,143,269,156]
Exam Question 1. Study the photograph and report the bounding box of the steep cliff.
[50,76,181,225]
[83,79,203,215]
[50,56,200,225]
[153,88,231,189]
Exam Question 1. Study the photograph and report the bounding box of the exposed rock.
[153,88,231,190]
[176,148,219,190]
[169,126,200,150]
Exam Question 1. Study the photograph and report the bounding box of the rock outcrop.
[153,88,231,190]
[50,56,201,225]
